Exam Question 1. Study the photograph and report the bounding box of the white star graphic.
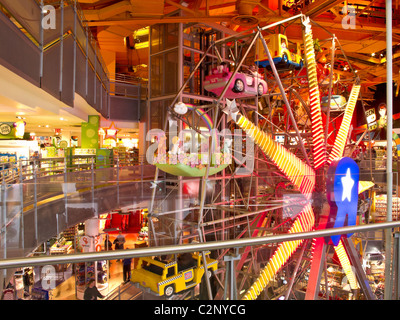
[221,99,239,122]
[341,168,354,202]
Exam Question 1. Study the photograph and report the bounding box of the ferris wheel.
[148,13,376,300]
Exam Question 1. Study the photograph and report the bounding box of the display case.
[61,226,77,242]
[67,147,96,170]
[40,147,65,176]
[0,152,17,180]
[50,237,74,272]
[373,194,400,222]
[113,147,127,165]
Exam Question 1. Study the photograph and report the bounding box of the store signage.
[184,270,193,281]
[365,108,377,130]
[13,121,25,139]
[0,123,11,135]
[325,157,359,246]
[80,236,90,247]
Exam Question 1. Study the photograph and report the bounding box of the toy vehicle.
[131,251,218,297]
[204,65,268,99]
[321,95,347,111]
[255,33,303,69]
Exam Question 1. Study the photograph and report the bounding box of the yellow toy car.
[131,252,218,297]
[255,33,303,69]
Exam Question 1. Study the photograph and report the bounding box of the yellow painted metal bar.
[328,84,361,164]
[303,24,326,169]
[334,240,359,290]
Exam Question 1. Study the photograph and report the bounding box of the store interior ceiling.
[80,0,397,90]
[1,0,398,140]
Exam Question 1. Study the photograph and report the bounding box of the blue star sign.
[325,157,359,246]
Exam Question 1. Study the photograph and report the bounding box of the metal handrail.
[0,220,399,269]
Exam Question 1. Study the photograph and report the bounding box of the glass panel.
[150,24,179,55]
[150,49,178,98]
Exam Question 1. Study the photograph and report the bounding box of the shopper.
[83,279,105,300]
[104,234,112,251]
[122,254,132,283]
[113,231,126,262]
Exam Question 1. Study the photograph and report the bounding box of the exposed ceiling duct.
[231,0,260,26]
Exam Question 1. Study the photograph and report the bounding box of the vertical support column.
[64,157,68,226]
[1,170,7,285]
[284,240,309,300]
[72,0,77,101]
[305,237,326,300]
[33,161,38,243]
[91,161,95,210]
[39,0,44,86]
[19,161,24,250]
[394,233,400,299]
[223,250,241,300]
[84,218,99,289]
[385,0,394,301]
[59,0,64,96]
[342,237,375,300]
[85,27,89,98]
[176,23,184,243]
[116,159,120,207]
[1,173,7,261]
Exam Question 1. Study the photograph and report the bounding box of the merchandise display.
[374,194,400,222]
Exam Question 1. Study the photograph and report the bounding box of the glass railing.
[0,0,144,118]
[0,160,399,300]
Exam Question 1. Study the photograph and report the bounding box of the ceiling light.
[371,52,375,57]
[45,125,49,128]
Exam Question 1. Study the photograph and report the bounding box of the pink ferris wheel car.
[204,65,268,99]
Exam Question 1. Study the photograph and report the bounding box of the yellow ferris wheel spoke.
[302,16,326,169]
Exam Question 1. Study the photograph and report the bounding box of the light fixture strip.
[303,26,326,169]
[242,203,315,300]
[237,114,315,197]
[328,84,361,164]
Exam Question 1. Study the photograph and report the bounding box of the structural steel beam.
[342,237,376,300]
[1,221,400,270]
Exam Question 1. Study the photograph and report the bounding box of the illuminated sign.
[365,108,377,130]
[325,157,359,246]
[328,84,360,164]
[0,123,11,135]
[13,121,26,139]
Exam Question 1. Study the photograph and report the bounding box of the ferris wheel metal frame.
[146,13,377,301]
